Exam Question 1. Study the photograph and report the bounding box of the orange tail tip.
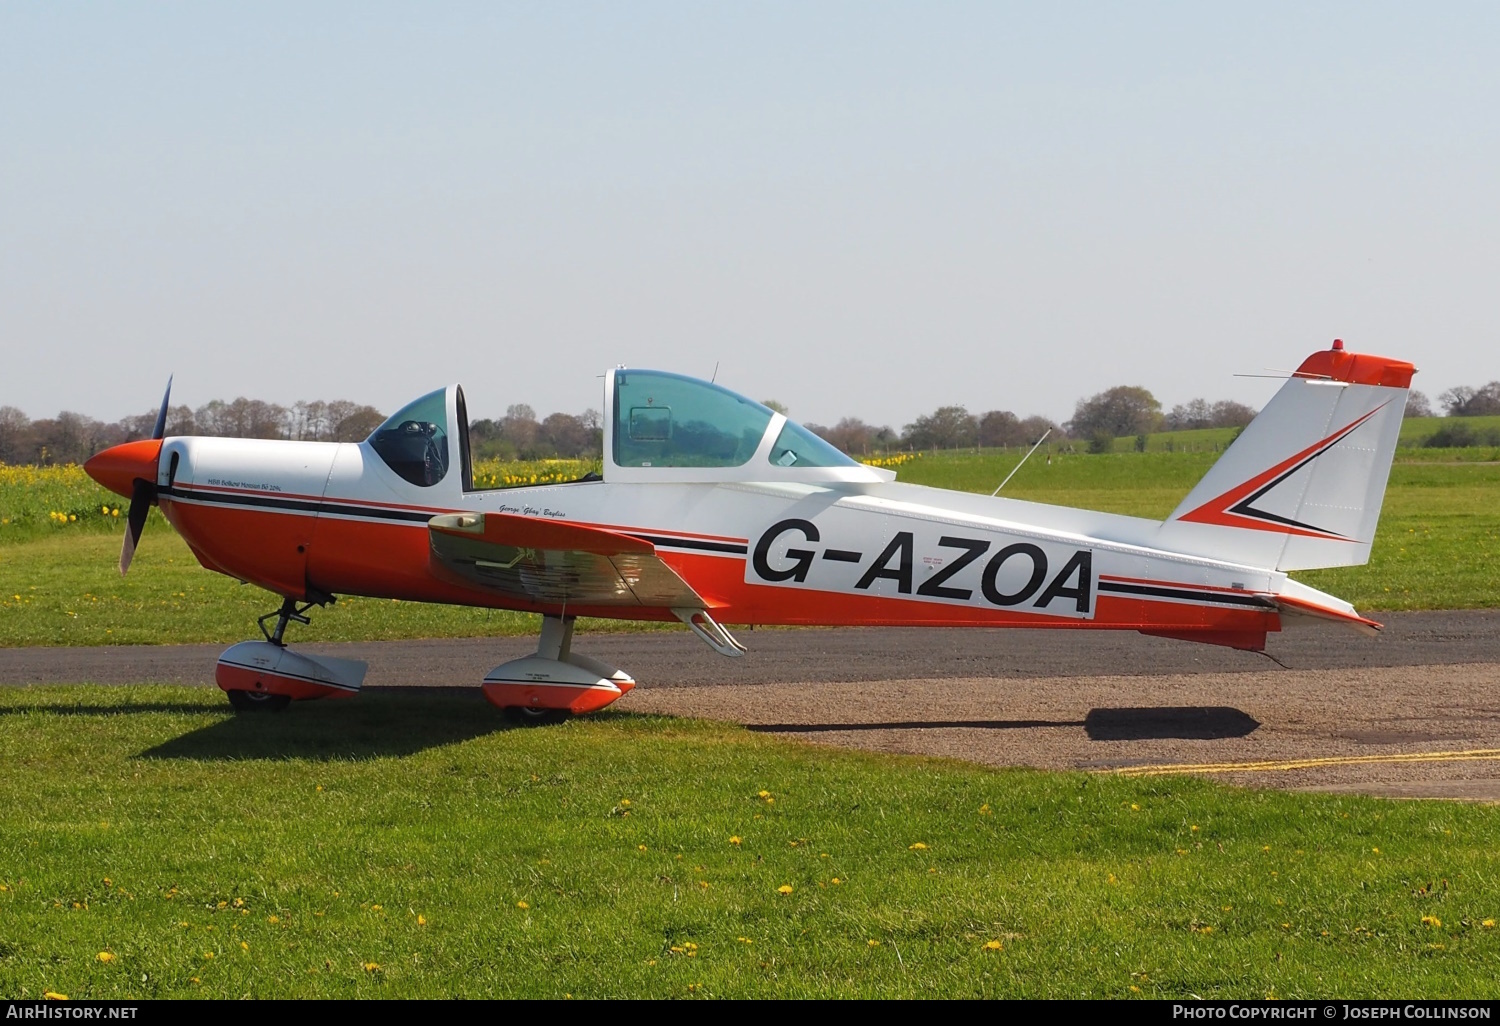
[84,439,163,499]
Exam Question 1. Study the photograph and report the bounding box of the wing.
[427,512,704,608]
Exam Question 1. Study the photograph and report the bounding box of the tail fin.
[1157,341,1414,572]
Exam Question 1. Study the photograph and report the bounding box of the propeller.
[119,377,172,576]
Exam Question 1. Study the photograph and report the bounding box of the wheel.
[502,705,569,726]
[226,689,292,713]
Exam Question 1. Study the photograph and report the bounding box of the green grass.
[0,531,659,646]
[1,686,1497,999]
[1400,415,1500,448]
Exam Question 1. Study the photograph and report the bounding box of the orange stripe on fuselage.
[169,494,1279,635]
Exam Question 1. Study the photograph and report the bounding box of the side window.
[369,388,450,487]
[767,420,860,468]
[613,371,774,468]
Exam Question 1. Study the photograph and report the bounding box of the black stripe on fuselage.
[627,533,749,555]
[162,486,751,552]
[1097,580,1277,609]
[162,486,434,523]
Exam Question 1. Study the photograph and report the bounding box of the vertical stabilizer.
[1157,341,1414,571]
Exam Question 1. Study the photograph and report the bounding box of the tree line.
[0,398,385,466]
[3,378,1496,467]
[801,390,1258,457]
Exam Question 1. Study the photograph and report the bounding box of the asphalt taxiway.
[4,610,1499,799]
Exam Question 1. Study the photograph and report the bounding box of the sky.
[3,2,1498,429]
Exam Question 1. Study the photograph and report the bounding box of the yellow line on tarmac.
[1103,749,1500,778]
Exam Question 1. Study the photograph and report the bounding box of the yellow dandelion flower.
[267,915,279,924]
[371,904,383,912]
[729,836,741,845]
[698,881,708,889]
[638,844,648,851]
[1107,873,1118,885]
[983,940,1003,951]
[777,885,793,895]
[417,915,427,926]
[831,878,841,885]
[112,508,119,517]
[240,941,249,951]
[69,514,76,521]
[1190,825,1199,832]
[1422,915,1442,927]
[1130,804,1140,811]
[44,992,67,1001]
[1481,919,1495,929]
[363,962,380,972]
[979,804,991,815]
[867,939,880,947]
[101,506,109,515]
[757,790,771,799]
[909,842,928,850]
[97,952,115,963]
[737,937,753,944]
[204,952,214,959]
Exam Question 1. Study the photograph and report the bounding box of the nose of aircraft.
[84,439,164,499]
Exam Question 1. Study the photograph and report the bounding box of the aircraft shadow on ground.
[746,706,1260,742]
[139,686,508,762]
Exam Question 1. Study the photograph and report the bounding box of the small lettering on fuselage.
[747,517,1095,618]
[204,478,283,493]
[494,504,568,518]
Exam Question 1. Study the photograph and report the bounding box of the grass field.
[2,448,1497,647]
[1,685,1497,999]
[1099,416,1500,453]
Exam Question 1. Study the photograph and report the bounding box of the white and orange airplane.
[84,340,1413,722]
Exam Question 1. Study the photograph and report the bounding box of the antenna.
[710,361,720,383]
[992,428,1051,496]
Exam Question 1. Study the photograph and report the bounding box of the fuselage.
[145,433,1310,649]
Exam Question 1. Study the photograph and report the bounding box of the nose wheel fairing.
[215,641,368,702]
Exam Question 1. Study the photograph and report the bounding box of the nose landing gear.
[216,595,367,712]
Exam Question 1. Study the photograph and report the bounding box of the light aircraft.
[84,340,1413,722]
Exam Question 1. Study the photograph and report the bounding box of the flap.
[428,512,705,609]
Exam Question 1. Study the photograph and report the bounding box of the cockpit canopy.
[604,369,889,484]
[365,370,891,491]
[367,387,451,487]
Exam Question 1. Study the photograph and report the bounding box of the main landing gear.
[214,595,368,713]
[482,615,637,725]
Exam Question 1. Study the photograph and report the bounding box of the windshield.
[767,419,860,468]
[613,370,774,468]
[368,387,450,487]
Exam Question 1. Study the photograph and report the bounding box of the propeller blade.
[119,478,154,576]
[152,376,173,440]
